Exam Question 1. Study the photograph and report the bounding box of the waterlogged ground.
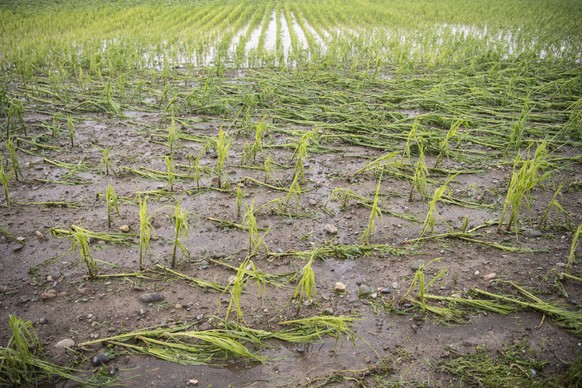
[1,63,581,386]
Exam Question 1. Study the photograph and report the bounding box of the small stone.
[40,292,57,300]
[119,225,130,233]
[380,287,391,294]
[334,282,346,292]
[322,307,334,315]
[323,224,339,234]
[55,338,75,349]
[357,285,372,297]
[391,282,399,289]
[175,304,182,309]
[46,275,53,282]
[410,260,424,272]
[35,231,45,240]
[556,262,566,268]
[522,229,542,238]
[139,293,164,303]
[474,270,480,276]
[198,322,212,331]
[483,273,497,281]
[364,355,371,364]
[91,353,111,366]
[188,379,199,386]
[39,317,48,324]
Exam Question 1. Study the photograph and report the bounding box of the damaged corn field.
[1,0,581,386]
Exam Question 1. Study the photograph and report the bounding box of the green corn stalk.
[105,184,120,228]
[420,174,457,237]
[409,144,429,201]
[138,196,152,270]
[215,128,231,188]
[360,174,383,244]
[100,147,112,176]
[0,161,12,208]
[6,138,21,181]
[70,225,97,278]
[67,114,75,147]
[171,199,190,268]
[566,223,582,275]
[498,140,551,232]
[164,155,175,192]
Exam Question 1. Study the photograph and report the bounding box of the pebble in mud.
[119,225,130,233]
[55,338,75,349]
[91,353,111,366]
[483,273,497,281]
[139,293,164,303]
[334,282,346,292]
[323,224,339,234]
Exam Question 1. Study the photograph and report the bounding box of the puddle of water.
[279,12,292,60]
[263,10,277,52]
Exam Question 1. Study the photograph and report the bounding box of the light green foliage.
[420,174,457,237]
[263,155,275,184]
[566,223,582,274]
[6,138,21,181]
[69,225,97,278]
[242,117,268,164]
[190,143,210,189]
[67,114,75,147]
[401,258,447,314]
[0,315,84,385]
[99,147,112,176]
[360,174,383,244]
[243,201,269,257]
[292,130,315,182]
[225,258,265,321]
[171,199,190,268]
[434,119,465,168]
[292,253,316,302]
[408,144,429,201]
[51,112,63,138]
[538,184,566,229]
[235,184,244,218]
[498,140,551,232]
[167,117,178,156]
[164,155,175,192]
[105,184,120,228]
[138,195,152,270]
[0,160,11,208]
[215,128,231,188]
